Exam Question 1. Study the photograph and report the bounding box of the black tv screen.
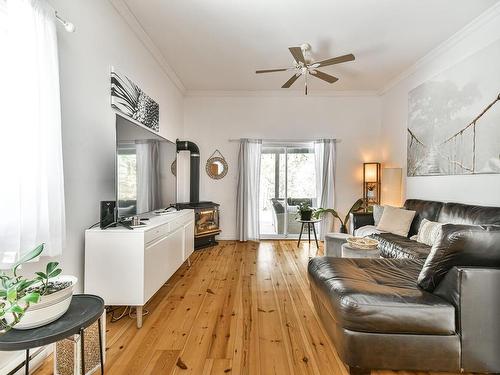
[115,115,177,218]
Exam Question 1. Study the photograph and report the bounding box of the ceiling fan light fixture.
[255,44,355,94]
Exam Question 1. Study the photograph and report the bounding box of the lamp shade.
[381,168,402,206]
[364,163,379,183]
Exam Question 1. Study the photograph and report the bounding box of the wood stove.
[176,201,220,249]
[176,140,220,249]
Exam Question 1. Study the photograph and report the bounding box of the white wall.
[183,94,381,239]
[380,6,500,206]
[1,2,184,371]
[40,0,183,286]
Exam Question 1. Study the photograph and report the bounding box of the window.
[0,0,65,264]
[259,143,317,238]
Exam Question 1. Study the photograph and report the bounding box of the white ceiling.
[123,0,498,92]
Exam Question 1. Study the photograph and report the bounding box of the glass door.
[259,143,316,239]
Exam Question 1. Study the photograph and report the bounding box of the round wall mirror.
[171,159,177,176]
[206,153,228,180]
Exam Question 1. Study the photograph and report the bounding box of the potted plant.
[314,198,365,233]
[298,202,314,221]
[0,244,77,332]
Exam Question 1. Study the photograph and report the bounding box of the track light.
[55,12,75,33]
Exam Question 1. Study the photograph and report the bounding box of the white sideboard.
[84,209,194,328]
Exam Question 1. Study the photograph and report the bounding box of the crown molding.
[185,89,379,98]
[378,2,500,96]
[109,0,186,95]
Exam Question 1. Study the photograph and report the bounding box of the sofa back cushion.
[438,202,500,226]
[417,224,500,291]
[404,199,444,237]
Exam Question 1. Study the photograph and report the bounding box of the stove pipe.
[176,140,200,203]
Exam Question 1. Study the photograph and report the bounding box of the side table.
[341,243,380,258]
[0,294,105,375]
[324,233,351,257]
[296,219,322,249]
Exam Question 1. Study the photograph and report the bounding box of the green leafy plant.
[297,201,314,220]
[35,261,62,296]
[0,244,65,333]
[314,198,365,233]
[297,202,312,213]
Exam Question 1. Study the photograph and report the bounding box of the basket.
[346,236,379,249]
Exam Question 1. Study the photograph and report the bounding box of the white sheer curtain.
[136,141,161,213]
[0,0,65,265]
[314,139,336,239]
[236,139,262,241]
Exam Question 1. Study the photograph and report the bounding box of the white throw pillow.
[416,218,443,246]
[376,206,416,237]
[354,225,385,237]
[372,205,384,226]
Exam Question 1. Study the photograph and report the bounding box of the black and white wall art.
[111,68,159,132]
[407,39,500,176]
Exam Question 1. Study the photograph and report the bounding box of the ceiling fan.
[256,43,355,95]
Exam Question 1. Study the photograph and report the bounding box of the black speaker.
[100,201,116,229]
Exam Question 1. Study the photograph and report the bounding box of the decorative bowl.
[346,237,379,249]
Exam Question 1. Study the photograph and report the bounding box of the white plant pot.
[14,275,77,330]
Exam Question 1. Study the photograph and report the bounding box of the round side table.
[296,218,322,249]
[0,294,105,375]
[341,242,380,258]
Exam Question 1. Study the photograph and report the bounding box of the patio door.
[259,143,317,239]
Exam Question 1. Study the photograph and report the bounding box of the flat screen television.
[115,115,177,218]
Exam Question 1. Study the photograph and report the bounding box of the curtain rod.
[227,138,341,143]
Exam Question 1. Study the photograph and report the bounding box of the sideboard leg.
[136,306,143,328]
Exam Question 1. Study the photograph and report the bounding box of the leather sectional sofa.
[308,199,500,374]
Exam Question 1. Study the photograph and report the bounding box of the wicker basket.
[346,236,379,249]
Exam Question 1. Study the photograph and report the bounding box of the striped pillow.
[416,219,443,246]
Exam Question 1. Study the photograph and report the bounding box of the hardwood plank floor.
[34,240,463,375]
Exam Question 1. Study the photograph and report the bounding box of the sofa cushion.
[372,204,384,226]
[308,257,456,335]
[437,202,500,226]
[417,224,500,291]
[404,199,444,237]
[377,206,416,237]
[371,232,431,259]
[416,219,444,246]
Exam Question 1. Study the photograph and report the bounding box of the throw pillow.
[372,205,384,226]
[416,219,443,246]
[417,224,500,291]
[376,206,416,237]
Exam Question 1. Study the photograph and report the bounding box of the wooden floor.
[35,240,461,375]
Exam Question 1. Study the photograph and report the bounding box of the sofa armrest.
[434,267,500,373]
[349,212,374,234]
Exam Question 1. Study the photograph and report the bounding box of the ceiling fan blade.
[256,68,288,74]
[289,47,306,64]
[282,74,301,88]
[315,53,355,68]
[311,70,339,84]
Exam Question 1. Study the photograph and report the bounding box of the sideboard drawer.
[144,223,170,244]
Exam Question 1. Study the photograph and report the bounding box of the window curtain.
[314,139,336,239]
[236,139,262,241]
[136,141,161,213]
[0,0,65,265]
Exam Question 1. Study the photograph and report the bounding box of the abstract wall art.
[407,39,500,176]
[111,68,159,132]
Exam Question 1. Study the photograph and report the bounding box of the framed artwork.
[111,68,159,132]
[407,39,500,176]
